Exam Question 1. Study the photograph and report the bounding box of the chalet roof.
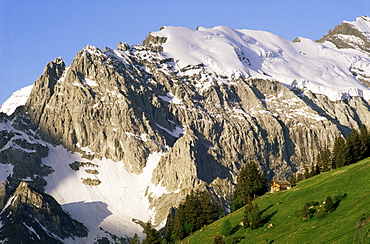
[271,180,291,185]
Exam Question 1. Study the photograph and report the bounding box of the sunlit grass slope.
[182,158,370,244]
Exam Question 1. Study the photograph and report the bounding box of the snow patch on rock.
[43,144,166,242]
[0,85,33,115]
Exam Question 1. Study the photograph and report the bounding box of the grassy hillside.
[181,158,370,244]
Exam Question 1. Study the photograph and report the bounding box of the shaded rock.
[0,180,9,210]
[0,181,88,243]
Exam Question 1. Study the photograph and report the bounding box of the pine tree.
[142,222,162,244]
[130,233,140,244]
[170,190,220,240]
[163,208,176,243]
[345,129,362,165]
[232,162,266,211]
[242,202,253,228]
[317,146,332,172]
[359,124,370,159]
[248,204,262,229]
[332,136,346,169]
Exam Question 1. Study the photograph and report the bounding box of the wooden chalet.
[270,180,291,193]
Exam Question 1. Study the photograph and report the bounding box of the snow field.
[152,25,370,101]
[43,145,167,242]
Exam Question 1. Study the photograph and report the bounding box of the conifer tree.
[332,136,346,168]
[345,129,362,165]
[231,162,266,211]
[242,202,253,228]
[163,208,176,243]
[130,233,140,244]
[359,124,370,159]
[169,190,220,240]
[242,202,262,229]
[324,195,335,212]
[302,160,311,179]
[317,146,332,172]
[142,222,162,244]
[248,204,262,229]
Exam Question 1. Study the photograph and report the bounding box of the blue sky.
[1,1,369,105]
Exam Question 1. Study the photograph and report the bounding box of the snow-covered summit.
[0,85,33,116]
[344,15,370,40]
[150,24,370,101]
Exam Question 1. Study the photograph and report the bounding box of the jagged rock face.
[0,112,51,191]
[21,36,370,227]
[317,16,370,53]
[0,181,88,243]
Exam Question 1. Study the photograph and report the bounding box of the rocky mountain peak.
[0,181,88,243]
[317,15,370,53]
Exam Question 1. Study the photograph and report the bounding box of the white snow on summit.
[344,15,370,40]
[0,85,33,115]
[152,24,370,101]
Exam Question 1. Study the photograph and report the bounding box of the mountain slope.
[1,16,370,241]
[183,158,370,243]
[0,181,88,243]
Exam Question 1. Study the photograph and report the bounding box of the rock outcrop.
[0,181,88,243]
[0,111,51,192]
[317,16,370,53]
[0,181,9,210]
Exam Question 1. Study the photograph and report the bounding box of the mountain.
[182,157,370,243]
[1,16,370,242]
[317,16,370,53]
[0,181,88,243]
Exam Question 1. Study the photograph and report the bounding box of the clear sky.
[1,1,369,105]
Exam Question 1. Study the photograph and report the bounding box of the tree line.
[164,190,221,242]
[131,162,268,243]
[131,190,222,244]
[291,125,370,184]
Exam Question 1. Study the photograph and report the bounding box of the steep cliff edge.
[0,181,87,243]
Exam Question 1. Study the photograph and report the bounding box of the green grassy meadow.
[181,158,370,244]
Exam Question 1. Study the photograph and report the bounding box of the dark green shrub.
[296,203,316,220]
[229,236,245,244]
[220,220,232,236]
[213,234,225,244]
[314,210,328,219]
[324,196,335,212]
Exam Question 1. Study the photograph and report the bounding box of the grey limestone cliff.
[19,35,370,226]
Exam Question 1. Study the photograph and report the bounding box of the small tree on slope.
[232,162,266,211]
